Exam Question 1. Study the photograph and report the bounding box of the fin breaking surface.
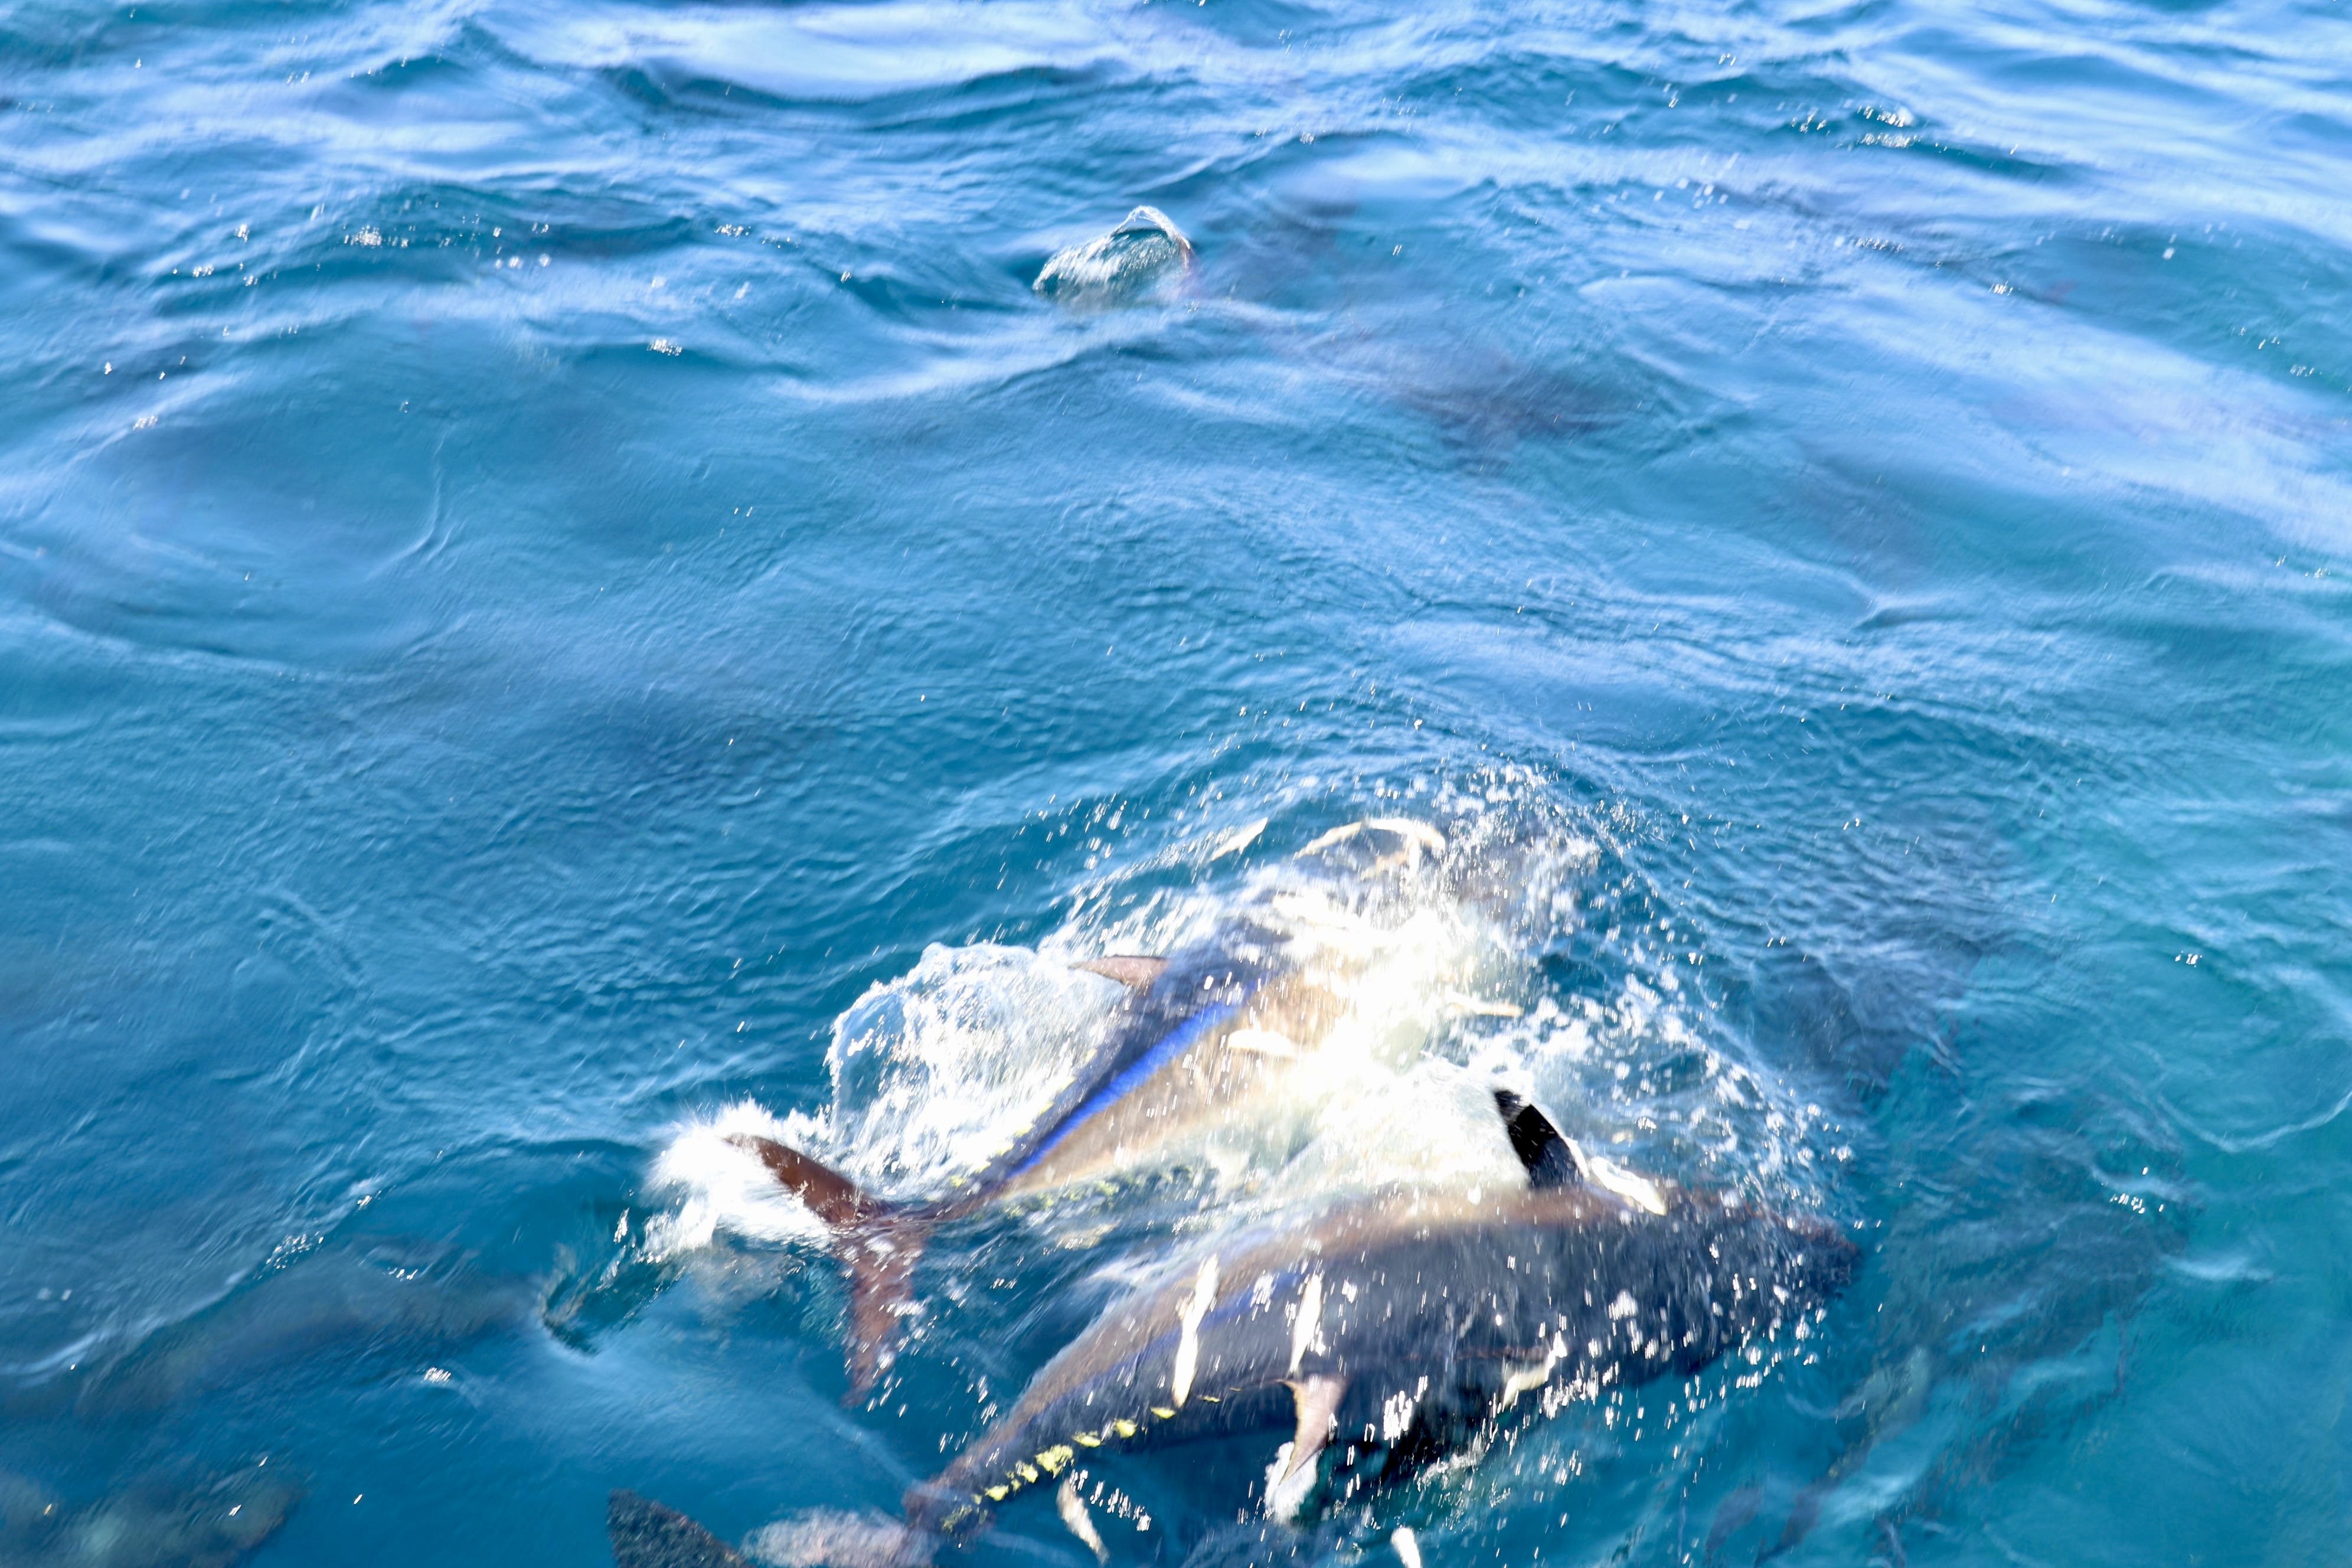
[1073,955,1170,990]
[1492,1089,1582,1189]
[610,1491,753,1568]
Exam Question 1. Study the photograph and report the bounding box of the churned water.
[4,0,2350,1562]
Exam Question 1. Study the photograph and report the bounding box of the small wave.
[492,1,1131,105]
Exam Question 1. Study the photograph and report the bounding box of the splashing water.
[641,1102,834,1262]
[647,779,1844,1275]
[1033,206,1194,308]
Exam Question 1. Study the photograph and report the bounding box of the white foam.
[1263,1442,1315,1521]
[641,785,1830,1262]
[826,942,1125,1191]
[642,945,1125,1259]
[1275,1059,1525,1195]
[641,1100,832,1260]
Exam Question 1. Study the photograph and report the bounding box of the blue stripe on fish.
[1008,999,1244,1178]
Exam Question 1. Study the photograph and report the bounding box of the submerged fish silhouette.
[619,1175,1856,1567]
[0,1465,299,1568]
[609,1492,751,1568]
[736,821,1472,1394]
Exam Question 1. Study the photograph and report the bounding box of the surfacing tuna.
[620,1172,1853,1568]
[731,820,1500,1394]
[614,812,1857,1567]
[0,1464,299,1568]
[947,1187,1849,1533]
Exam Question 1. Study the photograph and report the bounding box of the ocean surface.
[4,0,2350,1562]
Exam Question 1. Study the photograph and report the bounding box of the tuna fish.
[734,821,1495,1394]
[893,1180,1856,1543]
[0,1465,298,1568]
[615,1173,1856,1568]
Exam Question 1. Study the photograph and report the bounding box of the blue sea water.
[4,0,2351,1560]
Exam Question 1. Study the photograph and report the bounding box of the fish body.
[619,1181,1854,1568]
[0,1466,298,1568]
[912,1182,1857,1536]
[946,933,1287,1211]
[738,822,1484,1392]
[971,958,1367,1208]
[947,819,1469,1212]
[2,1245,538,1422]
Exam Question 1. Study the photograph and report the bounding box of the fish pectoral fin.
[1445,989,1523,1018]
[1056,1476,1110,1566]
[1264,1376,1347,1522]
[1227,1027,1300,1058]
[1073,955,1170,991]
[1496,1347,1562,1411]
[1573,1142,1671,1215]
[1280,1374,1348,1479]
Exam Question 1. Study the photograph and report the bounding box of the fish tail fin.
[839,1214,933,1400]
[609,1490,756,1567]
[732,1134,884,1230]
[730,1135,932,1400]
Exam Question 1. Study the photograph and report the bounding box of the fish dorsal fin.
[1492,1089,1583,1190]
[1073,955,1169,991]
[609,1491,754,1568]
